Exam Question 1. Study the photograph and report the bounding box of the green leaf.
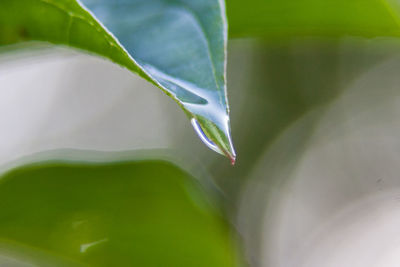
[0,0,235,162]
[0,159,238,266]
[227,0,400,38]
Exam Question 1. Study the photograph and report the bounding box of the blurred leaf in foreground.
[0,159,239,267]
[227,0,400,38]
[0,0,235,162]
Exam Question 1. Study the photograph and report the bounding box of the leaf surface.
[0,0,235,162]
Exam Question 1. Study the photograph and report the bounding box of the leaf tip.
[229,153,236,166]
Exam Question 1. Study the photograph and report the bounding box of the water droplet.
[191,118,224,155]
[142,64,236,162]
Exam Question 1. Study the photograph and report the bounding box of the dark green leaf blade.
[0,0,235,162]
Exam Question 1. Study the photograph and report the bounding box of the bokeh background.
[3,22,400,267]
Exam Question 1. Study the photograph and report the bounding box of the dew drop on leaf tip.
[190,118,236,165]
[191,118,223,155]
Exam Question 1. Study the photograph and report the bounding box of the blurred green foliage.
[227,0,400,38]
[0,160,239,266]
